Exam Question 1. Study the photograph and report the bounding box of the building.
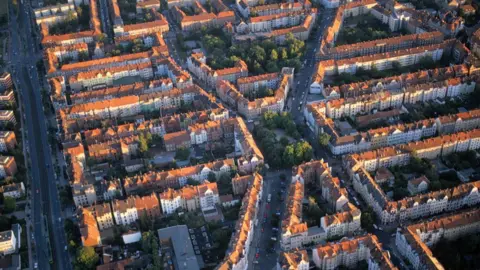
[0,73,13,91]
[89,203,114,230]
[0,131,17,152]
[0,111,16,126]
[0,230,16,255]
[232,173,260,195]
[0,182,25,199]
[134,193,161,220]
[374,167,394,184]
[217,164,263,270]
[277,250,310,270]
[159,181,220,214]
[157,225,200,270]
[407,175,430,195]
[312,234,397,270]
[197,181,220,212]
[396,208,480,270]
[124,159,234,195]
[112,197,138,226]
[0,156,17,178]
[79,208,101,247]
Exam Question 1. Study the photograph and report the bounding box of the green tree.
[318,133,331,146]
[3,197,15,214]
[139,133,149,153]
[280,48,288,60]
[270,49,278,61]
[76,246,99,269]
[141,231,155,253]
[282,144,295,166]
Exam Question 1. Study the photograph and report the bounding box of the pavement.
[7,0,71,269]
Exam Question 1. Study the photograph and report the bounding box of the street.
[289,8,336,122]
[7,0,72,269]
[246,170,290,269]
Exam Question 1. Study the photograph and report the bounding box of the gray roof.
[157,225,200,270]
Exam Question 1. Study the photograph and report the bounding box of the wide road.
[8,0,72,269]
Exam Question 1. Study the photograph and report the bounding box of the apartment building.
[310,39,456,94]
[61,85,211,121]
[49,76,67,110]
[0,182,25,199]
[232,173,261,195]
[237,72,280,94]
[112,197,138,226]
[79,207,101,247]
[396,208,480,270]
[88,203,114,230]
[72,183,97,207]
[0,156,17,178]
[351,161,480,224]
[124,159,234,194]
[436,109,480,134]
[159,181,219,214]
[277,250,310,270]
[0,73,13,91]
[312,234,397,270]
[0,111,16,126]
[70,79,172,105]
[0,131,17,152]
[33,3,77,26]
[234,117,264,173]
[217,166,262,270]
[163,130,191,152]
[216,68,293,120]
[0,230,16,255]
[69,62,154,91]
[134,193,162,220]
[318,31,444,60]
[321,63,476,99]
[187,52,248,88]
[248,9,312,33]
[118,11,170,37]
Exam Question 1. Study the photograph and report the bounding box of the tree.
[3,197,15,214]
[207,172,217,182]
[139,133,149,153]
[186,177,199,186]
[76,246,99,269]
[270,49,278,61]
[141,231,156,253]
[139,210,152,231]
[280,48,288,60]
[0,216,11,231]
[175,147,190,161]
[361,208,375,231]
[282,144,295,166]
[318,133,331,146]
